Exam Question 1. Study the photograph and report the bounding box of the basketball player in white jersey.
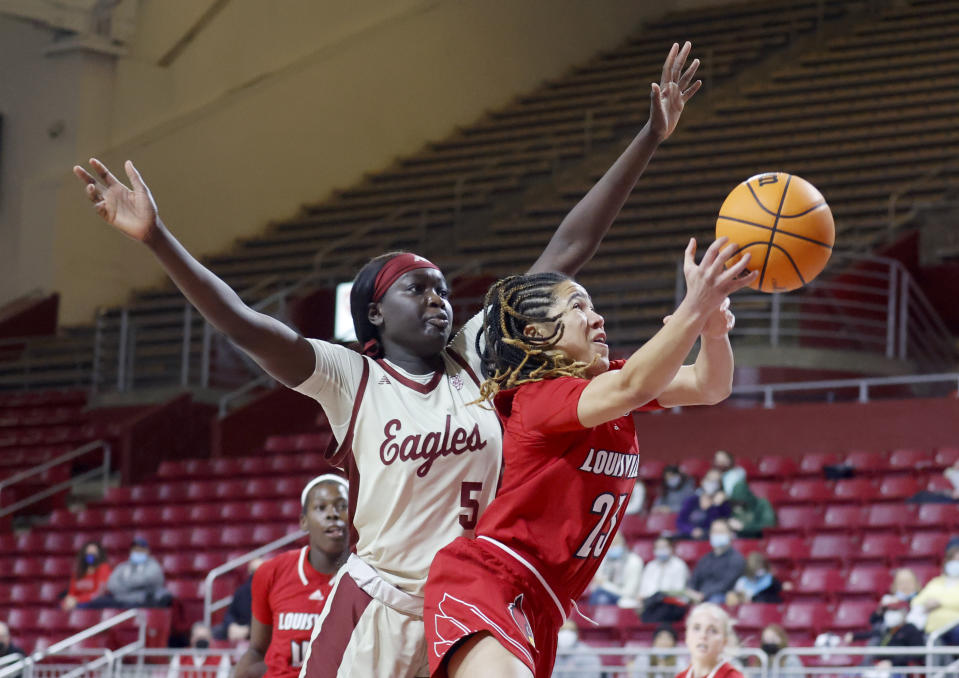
[73,41,701,677]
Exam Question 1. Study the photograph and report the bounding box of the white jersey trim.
[345,553,424,618]
[477,536,566,623]
[296,545,309,586]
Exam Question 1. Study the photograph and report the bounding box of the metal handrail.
[0,440,110,518]
[774,645,959,678]
[730,371,959,408]
[0,609,140,678]
[202,528,306,628]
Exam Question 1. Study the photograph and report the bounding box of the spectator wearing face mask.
[677,469,731,540]
[726,552,783,606]
[911,543,959,643]
[629,624,679,678]
[847,568,921,645]
[90,537,170,608]
[61,541,111,610]
[639,537,690,623]
[756,625,804,674]
[588,533,643,607]
[686,520,745,605]
[551,620,602,678]
[652,466,697,514]
[167,623,231,678]
[712,450,747,496]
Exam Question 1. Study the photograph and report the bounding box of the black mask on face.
[194,639,210,649]
[761,642,780,656]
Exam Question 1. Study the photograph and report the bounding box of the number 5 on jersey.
[575,492,628,558]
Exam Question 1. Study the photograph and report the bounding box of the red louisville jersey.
[475,360,660,611]
[675,662,744,678]
[252,547,334,678]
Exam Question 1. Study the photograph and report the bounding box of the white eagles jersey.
[293,313,502,596]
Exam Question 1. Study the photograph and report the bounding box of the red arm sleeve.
[250,561,274,626]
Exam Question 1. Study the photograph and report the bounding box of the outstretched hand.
[649,41,702,141]
[680,236,758,324]
[665,296,736,338]
[73,159,158,243]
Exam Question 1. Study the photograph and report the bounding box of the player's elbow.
[699,380,732,405]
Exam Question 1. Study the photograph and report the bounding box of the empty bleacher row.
[0,0,859,391]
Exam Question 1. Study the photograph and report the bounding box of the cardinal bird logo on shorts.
[507,594,535,648]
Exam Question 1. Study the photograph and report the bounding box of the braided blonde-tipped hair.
[475,272,595,402]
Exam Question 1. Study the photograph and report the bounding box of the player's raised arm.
[528,41,701,277]
[73,159,315,387]
[576,237,756,428]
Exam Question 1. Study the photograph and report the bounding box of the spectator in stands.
[713,450,746,495]
[639,537,690,623]
[726,552,783,606]
[727,483,776,539]
[90,536,170,608]
[551,620,602,678]
[910,543,959,643]
[630,624,680,678]
[676,603,743,678]
[0,621,25,664]
[687,520,745,605]
[909,462,959,503]
[849,568,922,646]
[61,540,112,610]
[677,469,731,540]
[167,623,231,678]
[652,465,696,514]
[757,624,804,673]
[625,478,647,515]
[213,557,263,642]
[588,533,643,607]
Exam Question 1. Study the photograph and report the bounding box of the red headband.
[372,253,440,302]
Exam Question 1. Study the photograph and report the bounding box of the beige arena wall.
[1,0,731,324]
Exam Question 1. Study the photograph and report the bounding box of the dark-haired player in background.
[234,475,349,678]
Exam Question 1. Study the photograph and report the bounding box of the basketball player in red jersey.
[234,476,349,678]
[423,238,757,678]
[74,42,700,677]
[674,604,744,678]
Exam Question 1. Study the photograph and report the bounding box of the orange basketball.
[716,172,834,293]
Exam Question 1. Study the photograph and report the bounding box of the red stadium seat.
[865,504,920,530]
[857,532,905,564]
[43,532,79,554]
[66,609,101,631]
[632,539,655,563]
[907,532,951,560]
[268,455,301,475]
[186,481,218,502]
[846,565,893,596]
[833,478,880,504]
[278,499,302,520]
[844,451,888,474]
[38,609,71,633]
[220,501,251,522]
[822,505,867,531]
[156,529,193,551]
[889,449,935,472]
[783,602,829,633]
[238,457,270,475]
[638,459,665,480]
[155,483,188,503]
[772,506,822,534]
[214,480,248,502]
[189,527,220,550]
[750,481,789,505]
[272,477,300,497]
[911,564,941,586]
[736,603,783,632]
[679,458,711,478]
[252,524,292,545]
[766,536,810,566]
[16,533,46,552]
[786,480,833,504]
[166,579,199,601]
[100,530,134,552]
[209,458,244,476]
[5,609,39,632]
[878,476,921,501]
[757,456,798,479]
[797,452,841,476]
[131,506,165,527]
[809,534,857,564]
[918,503,959,529]
[644,512,677,536]
[264,435,298,453]
[832,600,876,630]
[927,475,954,494]
[10,582,42,605]
[675,540,711,564]
[935,447,959,469]
[13,558,44,578]
[155,461,185,479]
[160,505,192,524]
[221,525,256,548]
[795,567,846,599]
[294,432,333,451]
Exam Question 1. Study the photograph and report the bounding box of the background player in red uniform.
[423,237,756,678]
[234,475,349,678]
[675,603,744,678]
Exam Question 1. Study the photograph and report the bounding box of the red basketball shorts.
[423,536,564,678]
